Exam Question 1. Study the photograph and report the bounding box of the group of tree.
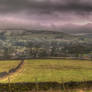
[1,41,92,59]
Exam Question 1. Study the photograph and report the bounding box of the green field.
[0,60,20,73]
[0,59,92,83]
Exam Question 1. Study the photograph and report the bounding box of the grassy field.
[0,59,92,83]
[0,60,20,73]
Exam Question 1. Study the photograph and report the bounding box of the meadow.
[0,59,92,92]
[0,59,92,83]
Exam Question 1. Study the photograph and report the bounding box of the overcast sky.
[0,0,92,29]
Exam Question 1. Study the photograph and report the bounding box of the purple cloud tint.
[0,0,92,29]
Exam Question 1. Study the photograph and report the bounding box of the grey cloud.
[0,0,92,14]
[0,0,92,29]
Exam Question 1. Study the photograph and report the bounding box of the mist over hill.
[0,23,91,34]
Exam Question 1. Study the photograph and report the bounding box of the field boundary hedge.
[0,60,24,81]
[0,81,92,91]
[0,57,91,60]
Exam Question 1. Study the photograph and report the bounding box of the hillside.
[0,29,91,59]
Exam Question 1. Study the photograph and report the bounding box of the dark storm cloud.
[0,0,92,28]
[0,0,92,14]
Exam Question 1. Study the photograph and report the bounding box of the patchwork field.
[0,59,92,83]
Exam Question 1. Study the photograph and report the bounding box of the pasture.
[0,59,92,83]
[0,59,92,91]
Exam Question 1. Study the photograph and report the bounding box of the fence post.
[8,76,12,92]
[35,78,39,92]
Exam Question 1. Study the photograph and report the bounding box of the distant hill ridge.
[0,23,91,34]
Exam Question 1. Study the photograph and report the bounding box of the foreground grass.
[2,59,91,83]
